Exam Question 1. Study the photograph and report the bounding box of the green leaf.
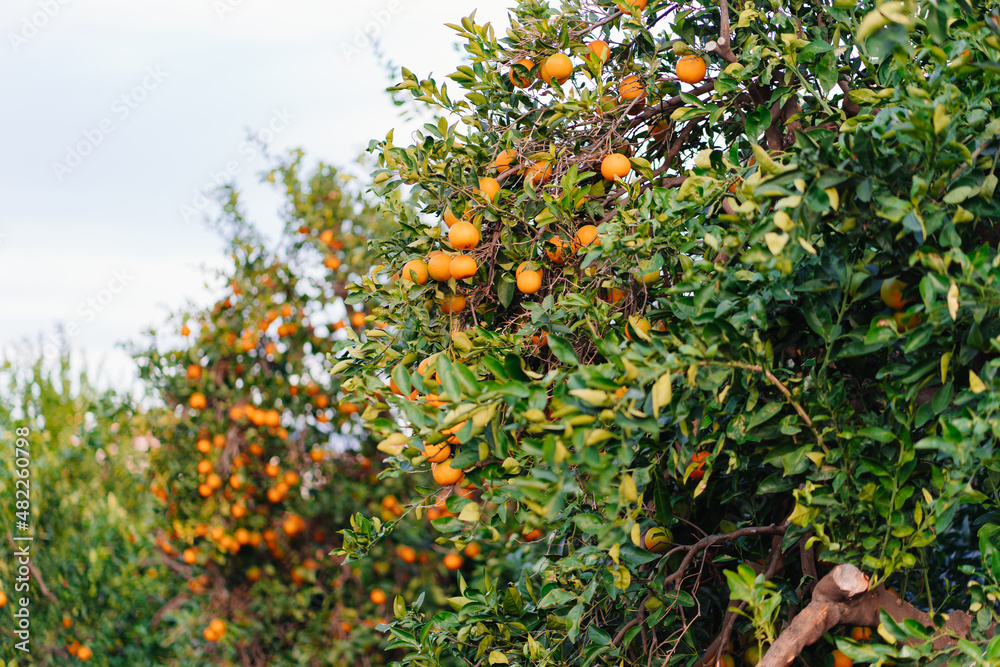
[547,334,580,365]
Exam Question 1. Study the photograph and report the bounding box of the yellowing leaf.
[620,473,638,503]
[798,238,817,255]
[488,650,509,664]
[969,370,986,394]
[774,210,795,231]
[377,433,409,456]
[569,389,611,407]
[933,104,951,135]
[764,232,789,255]
[940,351,952,384]
[458,502,481,522]
[630,522,642,547]
[609,543,620,565]
[947,281,959,321]
[652,371,673,417]
[825,188,840,210]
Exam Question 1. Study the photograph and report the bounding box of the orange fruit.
[676,55,707,84]
[181,325,191,336]
[619,75,646,103]
[369,588,388,605]
[183,548,198,564]
[323,255,342,270]
[450,254,478,280]
[213,434,226,448]
[428,253,452,281]
[717,656,735,667]
[443,207,460,228]
[880,278,909,309]
[443,552,464,570]
[449,221,480,250]
[397,545,418,563]
[441,295,466,314]
[206,473,222,490]
[265,463,280,478]
[509,58,535,87]
[351,312,366,328]
[491,149,517,174]
[247,566,261,581]
[382,495,398,510]
[424,442,451,463]
[539,53,573,84]
[197,460,213,475]
[601,153,631,180]
[77,646,93,661]
[618,0,648,11]
[187,364,202,380]
[209,618,226,636]
[525,160,553,185]
[516,263,543,294]
[851,627,873,642]
[478,177,501,201]
[464,542,481,558]
[689,451,710,480]
[231,503,246,518]
[432,459,465,485]
[893,310,920,332]
[198,483,212,497]
[546,237,571,263]
[189,392,207,410]
[401,259,429,285]
[643,527,673,553]
[523,528,543,541]
[309,448,325,462]
[62,615,72,628]
[587,40,610,64]
[283,471,300,485]
[625,316,651,341]
[574,224,599,250]
[832,649,853,667]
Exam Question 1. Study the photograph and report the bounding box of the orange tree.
[0,352,174,665]
[131,152,470,666]
[335,1,1000,666]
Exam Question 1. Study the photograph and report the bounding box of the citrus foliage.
[335,1,1000,665]
[130,153,471,665]
[0,354,173,665]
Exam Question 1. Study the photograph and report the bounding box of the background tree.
[0,352,174,665]
[131,152,477,666]
[336,1,1000,666]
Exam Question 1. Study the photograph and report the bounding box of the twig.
[663,523,789,587]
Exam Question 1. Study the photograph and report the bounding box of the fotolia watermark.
[51,66,169,182]
[7,0,73,53]
[340,1,403,62]
[179,108,294,224]
[41,269,135,360]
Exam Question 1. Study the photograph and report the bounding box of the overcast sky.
[0,0,513,391]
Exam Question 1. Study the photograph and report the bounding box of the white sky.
[0,0,513,391]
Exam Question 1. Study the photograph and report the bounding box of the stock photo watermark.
[340,1,403,62]
[51,65,169,182]
[179,108,294,224]
[7,0,73,53]
[40,269,135,360]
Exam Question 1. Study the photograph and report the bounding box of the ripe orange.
[625,316,651,341]
[397,545,418,563]
[893,310,920,332]
[717,656,735,667]
[209,618,227,636]
[587,40,610,64]
[523,528,543,541]
[618,0,648,11]
[441,295,466,314]
[187,364,202,380]
[450,254,478,280]
[247,566,261,581]
[443,207,460,228]
[181,325,191,336]
[676,55,707,84]
[323,255,342,271]
[442,420,467,445]
[183,548,198,564]
[283,471,300,485]
[516,263,543,294]
[197,460,213,475]
[851,627,873,642]
[574,224,599,250]
[509,58,535,87]
[351,312,366,328]
[428,253,453,281]
[546,237,571,263]
[491,149,517,174]
[77,646,93,661]
[213,434,226,448]
[382,495,398,510]
[401,259,429,285]
[619,75,646,103]
[309,448,325,462]
[432,459,465,485]
[449,221,480,250]
[540,53,573,84]
[832,649,853,667]
[443,552,464,570]
[231,503,246,518]
[198,483,212,497]
[370,588,388,605]
[62,615,72,628]
[689,451,710,480]
[189,392,207,410]
[464,542,481,558]
[478,177,501,201]
[424,442,451,463]
[525,160,553,185]
[601,153,631,180]
[206,473,222,490]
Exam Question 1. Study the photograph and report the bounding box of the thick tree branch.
[663,523,789,587]
[760,564,993,667]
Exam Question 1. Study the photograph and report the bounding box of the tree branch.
[663,523,789,586]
